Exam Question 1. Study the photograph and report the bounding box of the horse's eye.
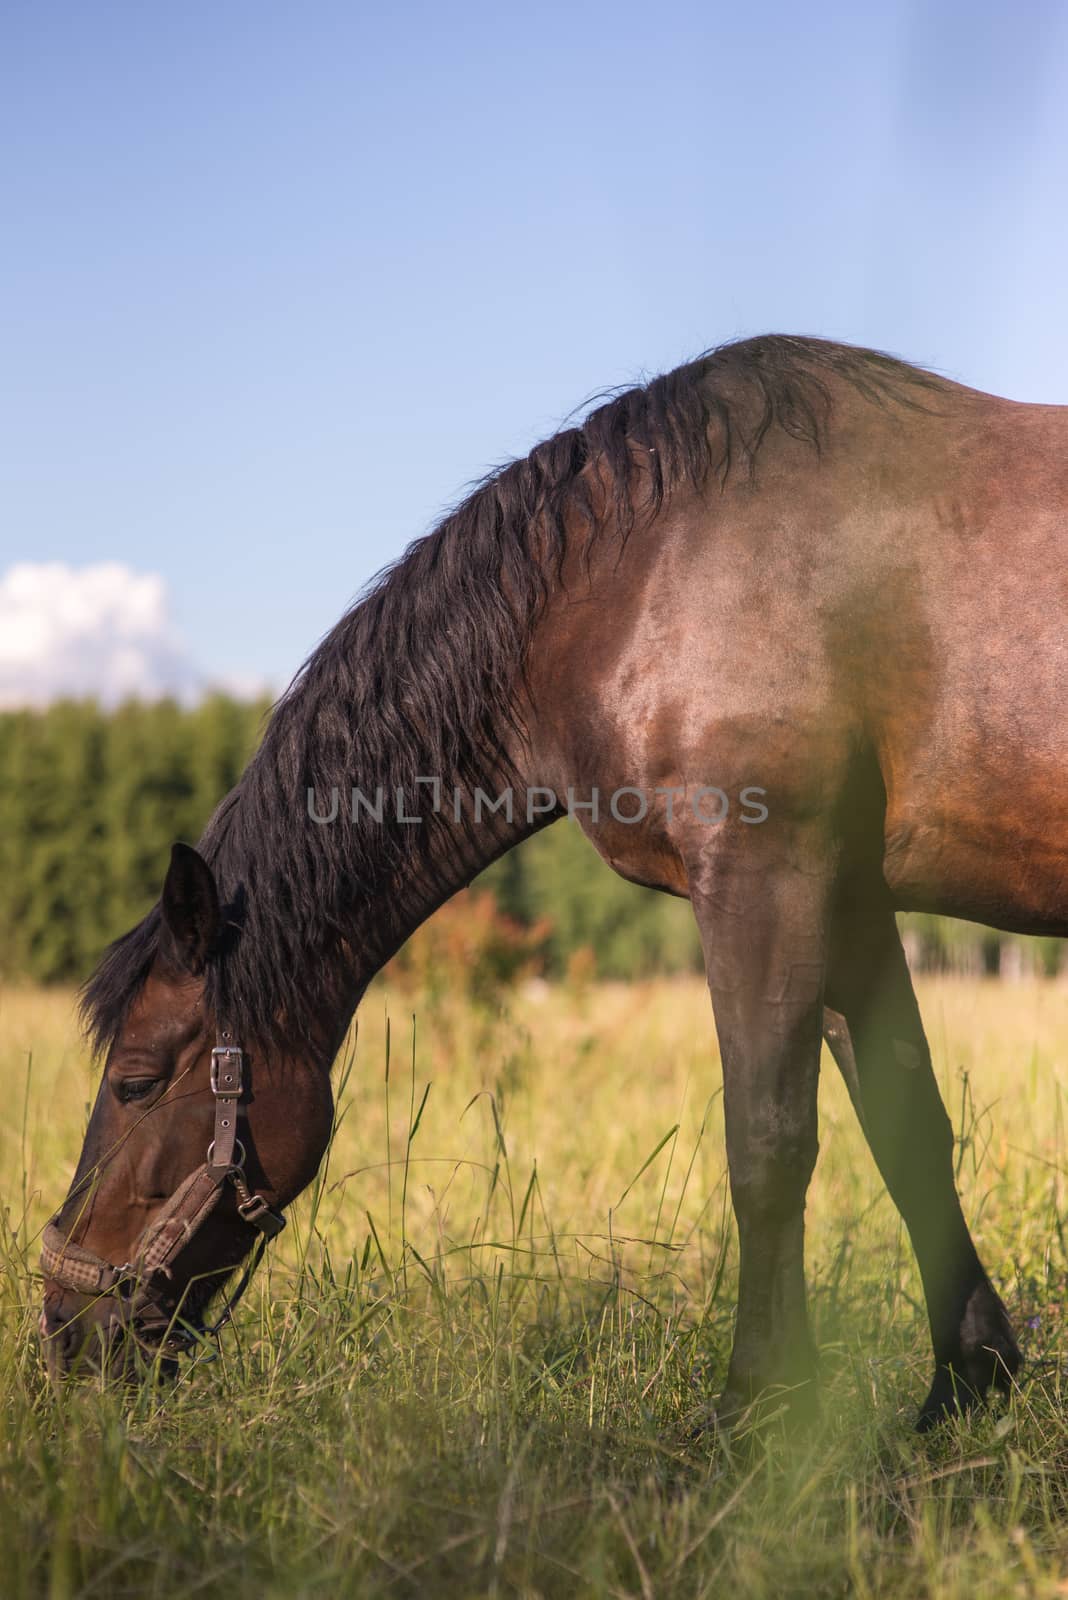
[116,1077,160,1104]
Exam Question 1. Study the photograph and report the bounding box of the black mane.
[81,334,937,1059]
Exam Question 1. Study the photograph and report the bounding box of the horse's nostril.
[40,1304,87,1367]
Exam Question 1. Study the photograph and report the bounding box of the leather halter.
[40,1030,286,1354]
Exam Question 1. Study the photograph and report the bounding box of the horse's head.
[39,843,334,1380]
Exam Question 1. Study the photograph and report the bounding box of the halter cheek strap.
[208,1036,242,1173]
[40,1031,285,1348]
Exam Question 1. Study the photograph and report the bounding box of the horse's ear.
[160,843,221,975]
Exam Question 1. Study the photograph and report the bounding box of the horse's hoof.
[702,1379,818,1439]
[683,1387,752,1443]
[915,1355,1018,1432]
[916,1366,980,1431]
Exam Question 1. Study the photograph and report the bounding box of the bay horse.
[43,333,1057,1429]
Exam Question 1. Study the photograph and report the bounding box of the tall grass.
[3,975,1068,1597]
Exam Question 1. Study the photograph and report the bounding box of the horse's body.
[43,335,1068,1426]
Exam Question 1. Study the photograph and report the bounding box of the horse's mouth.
[39,1301,183,1384]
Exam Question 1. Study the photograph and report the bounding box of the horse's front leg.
[688,825,835,1424]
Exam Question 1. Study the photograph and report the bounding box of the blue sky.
[3,0,1067,697]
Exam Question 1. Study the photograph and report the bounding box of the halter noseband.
[40,1030,286,1354]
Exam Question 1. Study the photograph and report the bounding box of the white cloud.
[0,561,234,708]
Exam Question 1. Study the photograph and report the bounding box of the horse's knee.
[729,1131,818,1226]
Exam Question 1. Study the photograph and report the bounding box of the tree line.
[0,700,1059,985]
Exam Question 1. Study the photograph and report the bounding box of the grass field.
[4,975,1068,1597]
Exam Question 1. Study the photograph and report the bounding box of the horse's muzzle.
[39,1284,120,1378]
[38,1284,173,1382]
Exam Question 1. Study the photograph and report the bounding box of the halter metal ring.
[207,1137,246,1169]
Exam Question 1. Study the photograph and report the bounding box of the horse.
[42,332,1060,1430]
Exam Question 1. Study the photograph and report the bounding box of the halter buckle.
[210,1045,244,1097]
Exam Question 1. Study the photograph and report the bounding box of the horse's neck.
[336,766,548,1016]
